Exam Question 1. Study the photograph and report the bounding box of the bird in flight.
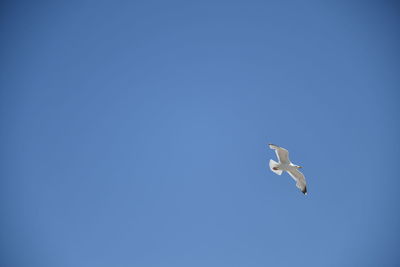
[268,144,307,195]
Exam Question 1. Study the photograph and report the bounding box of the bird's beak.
[298,166,303,169]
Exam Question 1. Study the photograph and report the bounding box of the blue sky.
[1,1,399,266]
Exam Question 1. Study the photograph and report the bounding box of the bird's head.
[295,165,303,169]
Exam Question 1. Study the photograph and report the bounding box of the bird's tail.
[269,159,283,175]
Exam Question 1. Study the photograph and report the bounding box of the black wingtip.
[302,187,307,195]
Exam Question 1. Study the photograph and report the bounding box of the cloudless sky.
[1,1,399,266]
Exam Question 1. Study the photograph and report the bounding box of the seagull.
[268,144,307,195]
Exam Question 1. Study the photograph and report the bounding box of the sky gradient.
[1,1,400,266]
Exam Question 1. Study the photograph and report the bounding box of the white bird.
[268,144,307,195]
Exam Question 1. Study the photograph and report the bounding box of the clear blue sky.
[1,1,399,266]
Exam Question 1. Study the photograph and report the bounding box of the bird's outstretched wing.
[269,144,290,164]
[287,169,307,195]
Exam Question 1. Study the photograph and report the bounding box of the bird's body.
[268,144,307,195]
